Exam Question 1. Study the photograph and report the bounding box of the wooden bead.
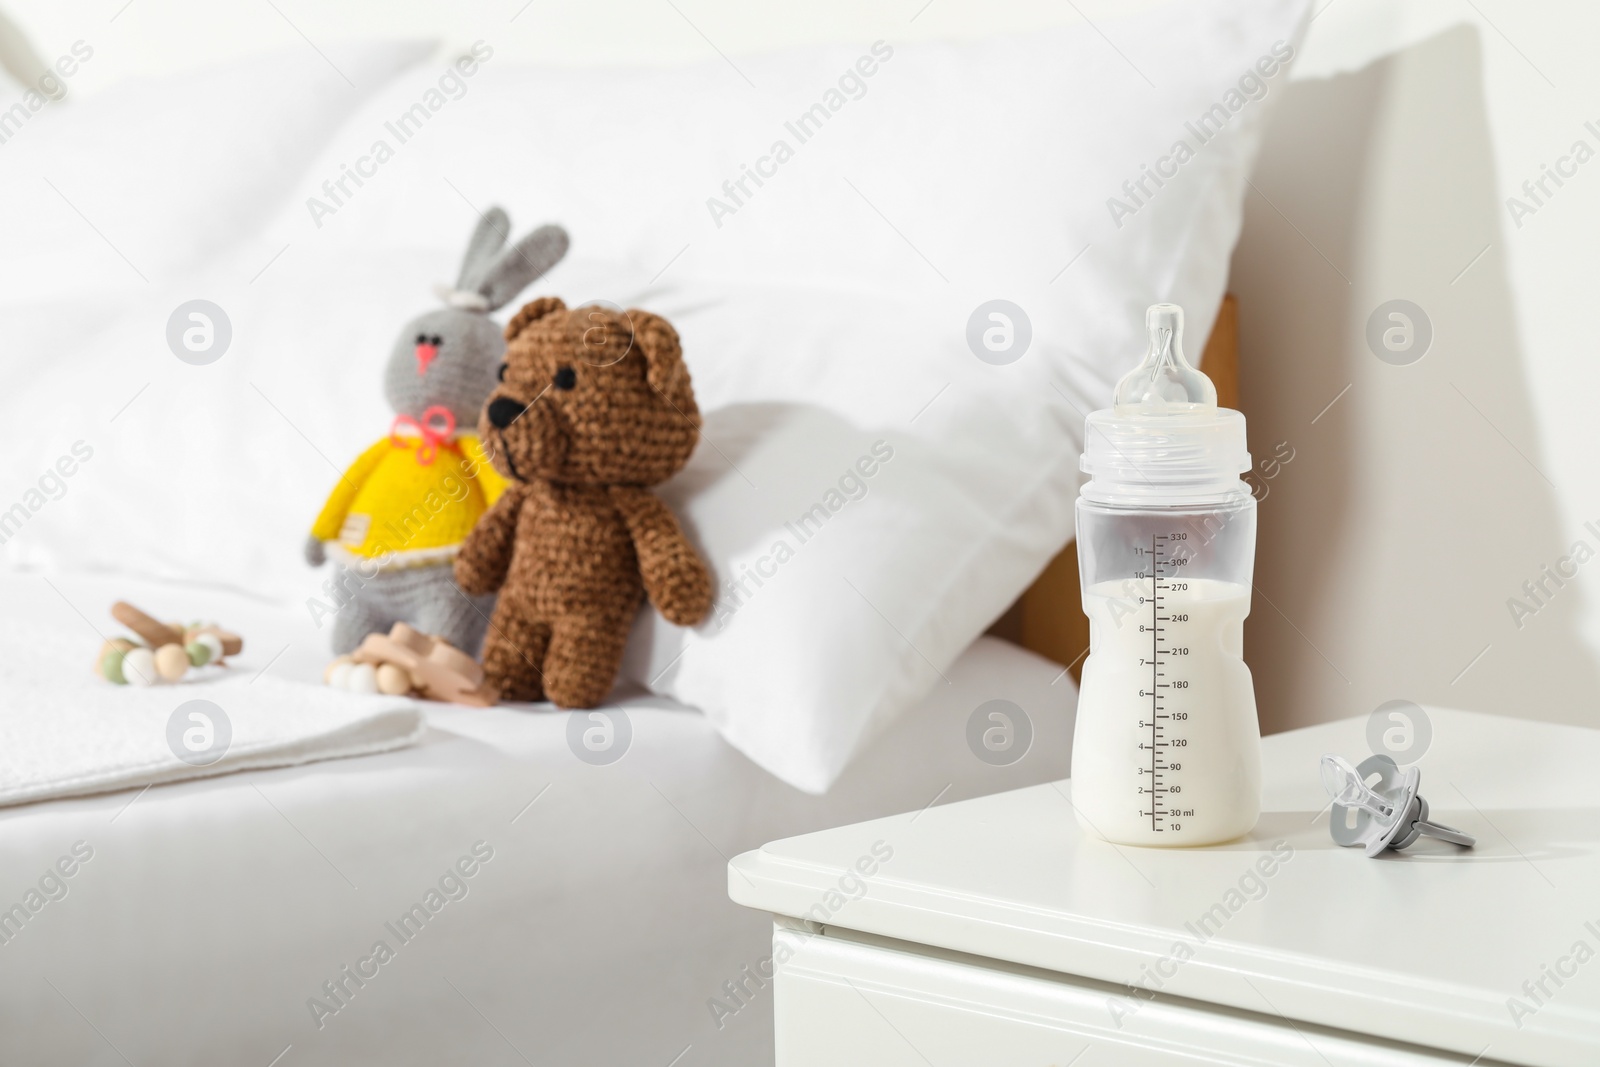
[186,641,211,667]
[326,660,354,689]
[323,655,353,684]
[121,647,158,687]
[98,637,135,658]
[347,663,379,693]
[100,648,128,684]
[154,643,189,682]
[375,663,412,695]
[193,632,225,665]
[188,624,242,657]
[95,638,135,678]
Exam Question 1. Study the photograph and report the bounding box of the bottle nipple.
[1113,303,1218,413]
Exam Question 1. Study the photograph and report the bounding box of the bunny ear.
[455,206,512,291]
[477,224,571,311]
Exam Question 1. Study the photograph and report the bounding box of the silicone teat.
[1113,303,1218,412]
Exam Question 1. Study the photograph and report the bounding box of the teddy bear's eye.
[415,333,427,345]
[553,366,577,391]
[497,363,508,382]
[430,335,442,347]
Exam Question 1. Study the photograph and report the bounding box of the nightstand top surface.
[730,708,1600,1067]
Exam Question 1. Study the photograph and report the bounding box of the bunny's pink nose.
[414,343,439,376]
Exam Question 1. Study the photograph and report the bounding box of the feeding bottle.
[1070,303,1261,847]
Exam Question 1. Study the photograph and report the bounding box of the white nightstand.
[728,709,1600,1066]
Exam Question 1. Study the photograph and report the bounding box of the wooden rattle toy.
[96,601,243,686]
[324,622,497,706]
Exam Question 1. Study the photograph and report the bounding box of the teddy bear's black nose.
[487,396,526,429]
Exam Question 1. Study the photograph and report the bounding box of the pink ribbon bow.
[389,405,456,466]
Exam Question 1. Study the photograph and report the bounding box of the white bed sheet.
[0,571,1076,1066]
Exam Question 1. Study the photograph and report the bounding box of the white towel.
[0,617,425,806]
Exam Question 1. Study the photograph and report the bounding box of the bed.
[0,570,1076,1066]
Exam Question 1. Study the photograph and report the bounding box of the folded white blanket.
[0,617,425,806]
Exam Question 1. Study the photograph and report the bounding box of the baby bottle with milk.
[1070,303,1261,847]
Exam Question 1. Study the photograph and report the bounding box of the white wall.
[1237,0,1600,734]
[6,0,1594,735]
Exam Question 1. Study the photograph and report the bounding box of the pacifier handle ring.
[1412,795,1476,849]
[1416,820,1476,847]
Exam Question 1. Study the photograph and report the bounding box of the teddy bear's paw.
[481,627,549,704]
[484,664,545,705]
[541,647,623,709]
[544,672,614,710]
[453,557,499,598]
[657,567,715,628]
[498,678,547,704]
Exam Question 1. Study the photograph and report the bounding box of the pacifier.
[1320,753,1476,857]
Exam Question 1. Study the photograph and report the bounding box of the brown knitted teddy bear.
[453,297,714,706]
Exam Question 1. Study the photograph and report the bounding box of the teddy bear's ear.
[630,310,696,417]
[505,296,567,342]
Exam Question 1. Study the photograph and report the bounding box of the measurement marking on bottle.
[1150,535,1162,830]
[1136,533,1190,833]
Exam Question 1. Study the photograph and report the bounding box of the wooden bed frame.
[995,295,1240,682]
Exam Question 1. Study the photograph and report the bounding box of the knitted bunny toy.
[454,299,713,706]
[307,209,569,656]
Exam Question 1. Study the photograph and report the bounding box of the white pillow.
[2,0,1308,792]
[0,40,434,365]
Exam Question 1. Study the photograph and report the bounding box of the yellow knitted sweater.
[311,434,506,569]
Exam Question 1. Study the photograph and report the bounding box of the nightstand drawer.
[772,923,1474,1067]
